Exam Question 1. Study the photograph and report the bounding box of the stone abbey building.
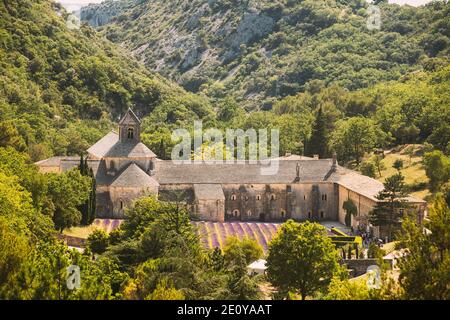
[36,109,426,236]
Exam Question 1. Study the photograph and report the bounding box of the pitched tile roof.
[110,163,159,188]
[87,131,156,159]
[194,184,225,200]
[87,131,119,159]
[154,159,335,184]
[119,108,141,125]
[104,141,156,158]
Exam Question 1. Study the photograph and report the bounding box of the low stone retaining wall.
[58,234,87,248]
[343,258,393,277]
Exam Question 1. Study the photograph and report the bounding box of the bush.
[360,161,376,178]
[367,243,386,259]
[87,229,110,254]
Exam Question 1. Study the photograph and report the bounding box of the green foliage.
[360,161,376,178]
[0,0,214,158]
[369,173,410,240]
[367,243,386,259]
[396,195,450,299]
[423,150,450,192]
[267,220,342,300]
[343,199,358,227]
[322,277,370,300]
[222,236,263,267]
[305,107,329,158]
[330,117,388,165]
[78,155,96,225]
[46,169,92,231]
[94,0,450,110]
[87,229,110,255]
[393,159,404,171]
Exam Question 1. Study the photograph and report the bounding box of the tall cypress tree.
[78,155,96,225]
[306,107,329,158]
[88,167,97,224]
[158,138,166,160]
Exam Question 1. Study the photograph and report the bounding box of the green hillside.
[0,0,213,161]
[84,0,450,109]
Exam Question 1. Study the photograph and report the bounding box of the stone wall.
[338,185,377,230]
[109,186,158,218]
[222,182,338,222]
[195,198,225,222]
[343,258,393,277]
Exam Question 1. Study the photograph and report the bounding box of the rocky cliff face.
[80,0,449,110]
[80,0,135,27]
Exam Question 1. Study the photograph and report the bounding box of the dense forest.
[0,0,214,161]
[85,0,450,109]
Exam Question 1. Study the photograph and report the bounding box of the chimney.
[313,154,319,160]
[332,152,338,171]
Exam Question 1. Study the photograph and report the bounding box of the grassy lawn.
[366,145,430,200]
[63,225,100,239]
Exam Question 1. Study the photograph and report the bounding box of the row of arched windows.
[229,194,276,201]
[229,194,329,202]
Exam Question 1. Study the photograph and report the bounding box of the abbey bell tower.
[118,108,141,143]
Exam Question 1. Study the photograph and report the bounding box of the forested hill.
[0,0,213,160]
[82,0,450,110]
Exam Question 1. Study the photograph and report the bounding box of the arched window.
[281,210,286,218]
[320,211,324,219]
[308,211,311,219]
[271,194,276,201]
[256,195,261,201]
[231,194,237,201]
[120,201,124,210]
[233,209,239,217]
[127,128,134,139]
[247,210,252,216]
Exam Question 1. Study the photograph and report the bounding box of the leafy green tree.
[369,173,410,240]
[267,220,342,300]
[360,161,376,178]
[423,150,450,192]
[87,229,110,255]
[46,169,92,231]
[330,117,388,165]
[0,121,26,152]
[373,154,386,177]
[146,279,185,300]
[223,237,263,267]
[343,199,358,227]
[393,159,404,171]
[226,250,262,300]
[322,277,370,300]
[397,195,450,300]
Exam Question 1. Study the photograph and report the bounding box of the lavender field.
[192,221,283,252]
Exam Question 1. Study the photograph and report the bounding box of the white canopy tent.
[247,259,267,276]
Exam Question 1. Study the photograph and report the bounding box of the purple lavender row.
[217,222,228,245]
[207,222,220,248]
[241,223,257,242]
[260,223,275,244]
[252,224,268,251]
[224,222,236,241]
[233,223,246,240]
[197,222,210,249]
